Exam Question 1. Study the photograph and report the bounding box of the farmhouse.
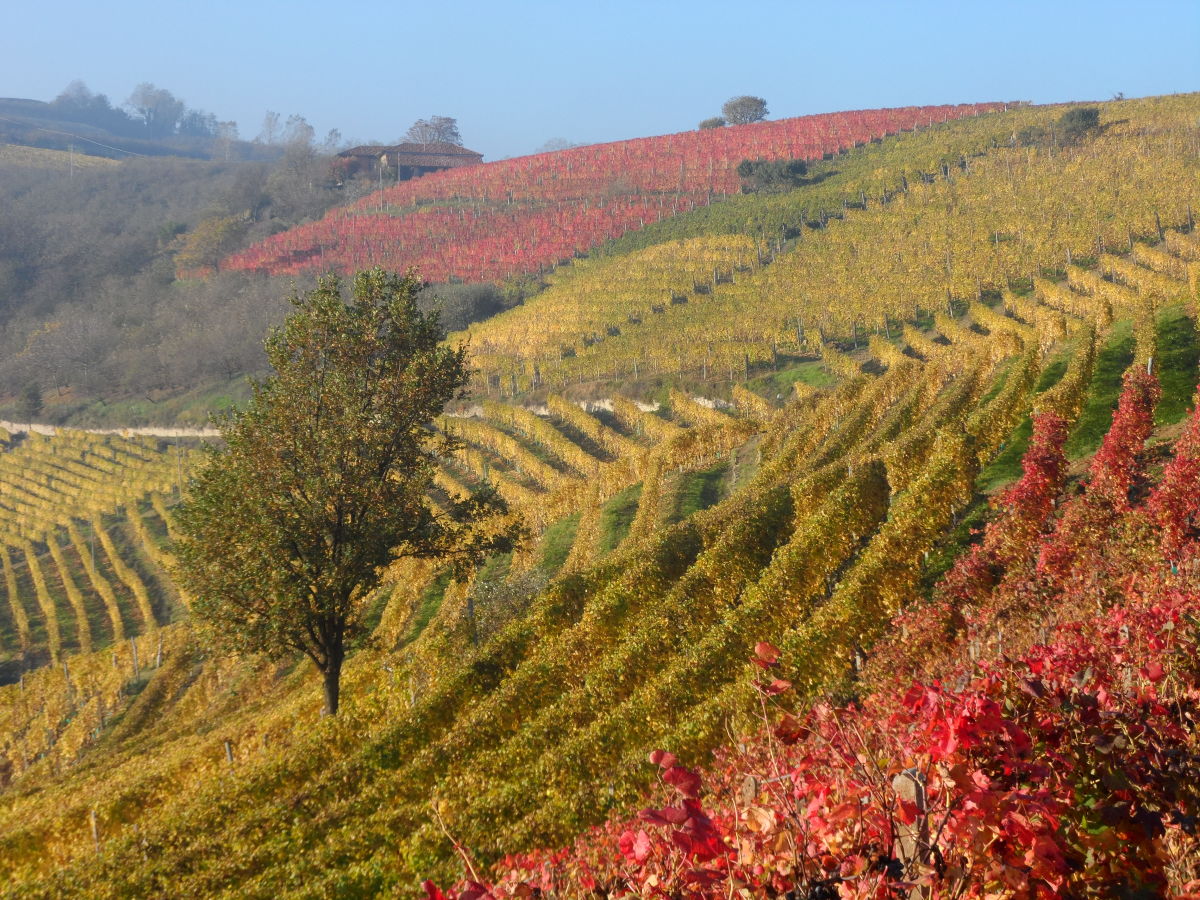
[334,142,483,181]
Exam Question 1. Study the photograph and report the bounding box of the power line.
[0,113,149,158]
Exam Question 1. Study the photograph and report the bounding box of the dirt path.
[0,420,219,439]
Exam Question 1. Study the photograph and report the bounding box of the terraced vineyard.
[457,94,1199,395]
[0,428,187,677]
[1,93,1199,897]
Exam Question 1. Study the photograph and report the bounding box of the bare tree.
[404,116,462,146]
[536,137,582,152]
[283,114,315,149]
[258,111,281,145]
[215,121,239,161]
[321,128,343,153]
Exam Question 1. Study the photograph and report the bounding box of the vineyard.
[0,92,1199,897]
[456,94,1200,395]
[219,104,1003,283]
[0,428,187,678]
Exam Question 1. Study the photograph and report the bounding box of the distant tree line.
[51,80,228,140]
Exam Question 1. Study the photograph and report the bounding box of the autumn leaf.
[648,749,678,769]
[662,765,702,799]
[752,641,782,668]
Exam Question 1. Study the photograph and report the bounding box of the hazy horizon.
[4,0,1199,160]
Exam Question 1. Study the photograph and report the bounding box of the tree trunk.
[322,653,343,716]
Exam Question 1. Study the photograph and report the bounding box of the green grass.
[1152,304,1200,425]
[597,484,642,555]
[537,512,581,574]
[976,355,1018,407]
[729,435,762,494]
[920,495,991,594]
[669,462,730,522]
[398,570,452,647]
[747,359,834,401]
[1066,320,1135,459]
[360,583,398,638]
[976,349,1073,492]
[475,552,513,585]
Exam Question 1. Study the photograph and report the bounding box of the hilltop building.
[333,142,483,181]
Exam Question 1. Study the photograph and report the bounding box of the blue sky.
[3,0,1197,159]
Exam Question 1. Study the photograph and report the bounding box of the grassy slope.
[0,143,118,170]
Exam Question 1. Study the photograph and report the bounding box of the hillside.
[0,143,118,171]
[0,93,1199,897]
[0,95,272,161]
[0,140,369,421]
[221,104,1004,284]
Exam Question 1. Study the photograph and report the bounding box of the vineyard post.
[89,809,100,852]
[224,740,234,766]
[129,638,139,679]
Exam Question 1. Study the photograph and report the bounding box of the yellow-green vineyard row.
[0,431,187,670]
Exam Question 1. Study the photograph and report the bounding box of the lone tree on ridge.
[721,95,769,125]
[174,268,519,715]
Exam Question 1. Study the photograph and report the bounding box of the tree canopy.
[405,115,462,146]
[174,269,519,714]
[126,83,187,137]
[721,96,768,125]
[736,157,808,192]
